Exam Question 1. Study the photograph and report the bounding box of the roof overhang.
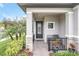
[18,3,79,12]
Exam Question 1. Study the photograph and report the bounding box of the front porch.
[33,13,66,42]
[32,13,68,55]
[17,3,79,56]
[26,7,78,55]
[32,12,71,56]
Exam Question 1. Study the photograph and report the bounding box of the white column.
[26,12,33,52]
[65,12,74,49]
[77,8,79,37]
[77,8,79,52]
[73,5,79,52]
[65,12,73,37]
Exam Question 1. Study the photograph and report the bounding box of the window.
[37,23,42,34]
[48,22,55,29]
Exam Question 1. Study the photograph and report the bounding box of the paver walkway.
[33,40,49,56]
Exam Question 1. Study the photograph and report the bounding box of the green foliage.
[0,39,11,55]
[0,18,26,56]
[0,34,25,56]
[3,18,26,40]
[5,38,24,56]
[52,51,79,56]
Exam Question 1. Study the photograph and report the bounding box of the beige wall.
[33,14,65,42]
[44,15,59,42]
[43,15,65,42]
[59,14,65,36]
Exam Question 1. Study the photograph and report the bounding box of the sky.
[0,3,26,21]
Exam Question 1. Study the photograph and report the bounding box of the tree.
[2,17,26,40]
[18,17,26,38]
[2,18,16,40]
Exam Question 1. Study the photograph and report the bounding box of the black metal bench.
[47,35,67,51]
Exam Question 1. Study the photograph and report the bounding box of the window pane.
[37,23,42,34]
[48,23,53,29]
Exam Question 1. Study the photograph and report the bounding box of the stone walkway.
[33,40,49,56]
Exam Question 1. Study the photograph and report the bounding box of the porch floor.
[33,40,49,56]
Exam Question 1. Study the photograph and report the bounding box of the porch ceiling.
[18,3,79,12]
[33,13,64,20]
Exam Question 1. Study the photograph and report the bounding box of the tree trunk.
[16,33,18,40]
[8,33,14,40]
[19,32,21,38]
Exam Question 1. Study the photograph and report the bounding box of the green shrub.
[5,39,24,56]
[53,51,79,56]
[0,39,11,56]
[0,33,25,56]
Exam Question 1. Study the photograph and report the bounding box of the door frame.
[35,21,44,40]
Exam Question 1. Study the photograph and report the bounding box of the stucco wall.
[43,15,65,42]
[33,14,65,42]
[59,14,65,36]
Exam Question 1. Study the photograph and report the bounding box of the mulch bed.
[16,48,33,56]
